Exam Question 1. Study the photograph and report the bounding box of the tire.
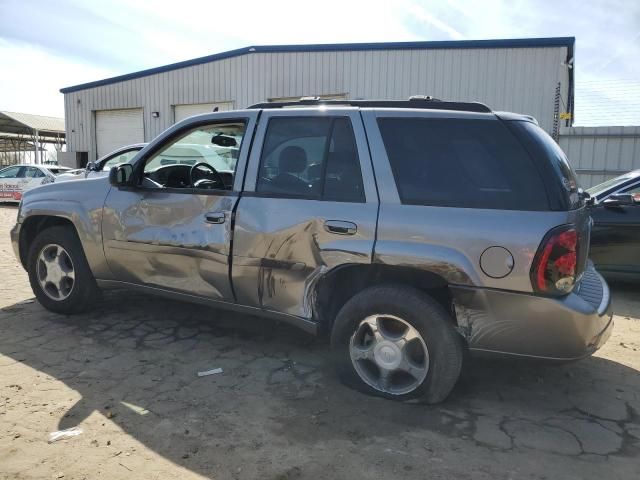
[330,285,463,404]
[27,225,99,314]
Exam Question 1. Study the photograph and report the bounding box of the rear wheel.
[27,225,99,314]
[330,285,463,403]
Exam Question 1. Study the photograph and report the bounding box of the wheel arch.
[19,215,78,268]
[312,263,455,335]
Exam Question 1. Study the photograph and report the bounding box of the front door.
[590,200,640,275]
[0,165,43,202]
[232,109,379,318]
[102,112,258,301]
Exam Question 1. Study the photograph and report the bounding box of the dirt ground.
[0,204,639,480]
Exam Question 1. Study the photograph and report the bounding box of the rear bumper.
[452,267,613,361]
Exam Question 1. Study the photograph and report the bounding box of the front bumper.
[452,267,613,361]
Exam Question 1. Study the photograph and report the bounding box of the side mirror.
[603,193,635,208]
[108,164,134,187]
[86,161,97,172]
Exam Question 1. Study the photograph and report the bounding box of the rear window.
[377,118,549,210]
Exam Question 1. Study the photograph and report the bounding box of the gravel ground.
[0,204,639,480]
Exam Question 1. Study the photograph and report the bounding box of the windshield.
[586,170,640,198]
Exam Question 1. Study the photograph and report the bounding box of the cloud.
[0,38,114,116]
[404,4,466,39]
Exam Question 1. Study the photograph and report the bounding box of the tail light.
[531,225,579,295]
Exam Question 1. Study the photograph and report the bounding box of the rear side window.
[377,118,549,210]
[257,117,365,202]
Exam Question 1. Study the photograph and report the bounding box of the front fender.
[18,178,112,279]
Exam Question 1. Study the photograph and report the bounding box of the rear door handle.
[324,220,357,235]
[205,212,226,224]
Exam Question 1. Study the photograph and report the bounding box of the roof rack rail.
[247,96,492,113]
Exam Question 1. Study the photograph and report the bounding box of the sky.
[1,0,639,126]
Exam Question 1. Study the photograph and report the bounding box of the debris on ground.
[121,401,150,415]
[48,427,83,443]
[197,367,223,377]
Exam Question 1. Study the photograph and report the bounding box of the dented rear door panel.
[232,198,377,317]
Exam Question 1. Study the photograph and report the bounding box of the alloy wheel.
[349,314,429,395]
[36,244,75,301]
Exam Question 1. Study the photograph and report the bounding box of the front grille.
[575,268,604,310]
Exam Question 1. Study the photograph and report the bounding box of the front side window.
[378,118,549,210]
[102,149,141,171]
[256,117,365,202]
[0,166,22,179]
[143,122,245,190]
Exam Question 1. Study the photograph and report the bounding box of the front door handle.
[205,212,226,224]
[324,220,357,235]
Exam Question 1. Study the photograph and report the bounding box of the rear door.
[232,108,379,319]
[21,166,48,194]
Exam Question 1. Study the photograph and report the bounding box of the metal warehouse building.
[60,37,575,167]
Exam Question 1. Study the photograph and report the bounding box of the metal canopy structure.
[0,111,65,166]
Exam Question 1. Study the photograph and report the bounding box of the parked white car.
[0,164,72,202]
[55,144,146,182]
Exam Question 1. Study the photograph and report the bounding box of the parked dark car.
[587,170,640,280]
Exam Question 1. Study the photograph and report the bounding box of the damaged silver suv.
[11,98,613,403]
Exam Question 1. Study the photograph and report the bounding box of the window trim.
[254,115,366,203]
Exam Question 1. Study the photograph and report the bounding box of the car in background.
[0,164,72,202]
[587,169,640,280]
[55,144,146,182]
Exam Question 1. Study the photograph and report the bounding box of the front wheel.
[27,225,100,314]
[330,285,463,403]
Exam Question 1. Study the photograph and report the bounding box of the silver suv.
[10,98,613,403]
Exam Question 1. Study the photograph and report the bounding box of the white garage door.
[174,102,233,123]
[96,108,144,158]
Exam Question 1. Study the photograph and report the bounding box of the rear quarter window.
[377,117,549,210]
[507,121,583,210]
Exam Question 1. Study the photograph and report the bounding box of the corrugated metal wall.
[559,126,640,188]
[64,46,570,160]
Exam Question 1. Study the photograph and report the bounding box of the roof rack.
[247,96,492,113]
